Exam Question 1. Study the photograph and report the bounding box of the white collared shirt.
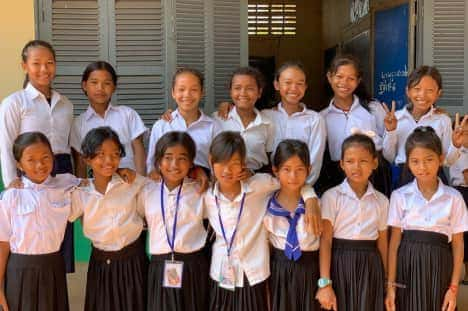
[213,107,274,170]
[382,107,460,165]
[147,109,220,172]
[320,95,382,161]
[321,179,389,240]
[70,104,147,169]
[204,173,317,287]
[138,178,207,254]
[0,83,73,185]
[264,198,320,251]
[0,174,80,254]
[388,179,468,241]
[70,174,147,251]
[450,149,468,187]
[263,102,327,184]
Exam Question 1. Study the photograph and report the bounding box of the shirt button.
[106,259,111,265]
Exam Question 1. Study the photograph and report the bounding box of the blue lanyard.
[215,192,246,258]
[160,180,183,255]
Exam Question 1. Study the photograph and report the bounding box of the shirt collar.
[401,105,435,121]
[229,107,270,127]
[403,178,447,202]
[212,180,252,203]
[87,174,124,195]
[173,109,212,126]
[337,178,379,201]
[327,95,361,114]
[24,83,61,108]
[277,102,307,116]
[22,175,53,190]
[84,103,116,121]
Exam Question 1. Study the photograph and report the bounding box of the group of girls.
[0,39,466,311]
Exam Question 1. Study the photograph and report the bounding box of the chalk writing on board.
[377,65,408,96]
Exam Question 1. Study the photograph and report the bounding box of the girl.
[70,61,147,177]
[386,127,468,311]
[382,65,467,187]
[138,131,209,310]
[69,126,148,311]
[0,132,81,311]
[147,67,220,177]
[263,61,327,185]
[316,134,388,311]
[264,139,321,311]
[213,67,275,173]
[0,40,75,272]
[204,131,320,311]
[217,62,326,184]
[449,114,468,284]
[318,54,391,197]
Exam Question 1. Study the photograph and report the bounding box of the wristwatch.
[317,277,332,288]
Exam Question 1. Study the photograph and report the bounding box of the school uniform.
[0,83,76,272]
[213,107,274,171]
[70,174,148,311]
[204,174,317,311]
[264,193,321,311]
[147,109,220,173]
[321,179,388,311]
[70,104,147,170]
[138,178,209,311]
[0,174,80,311]
[450,150,468,262]
[318,96,391,196]
[262,102,327,185]
[388,179,468,311]
[383,106,460,186]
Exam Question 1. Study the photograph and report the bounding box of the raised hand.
[452,113,468,148]
[383,101,397,132]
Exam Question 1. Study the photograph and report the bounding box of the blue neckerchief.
[267,192,305,261]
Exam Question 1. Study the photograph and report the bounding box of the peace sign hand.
[383,101,397,132]
[452,113,468,148]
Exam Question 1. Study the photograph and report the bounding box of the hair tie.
[350,127,376,138]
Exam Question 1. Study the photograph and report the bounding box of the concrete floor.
[68,263,468,311]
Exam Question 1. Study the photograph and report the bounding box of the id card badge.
[163,260,184,288]
[219,256,236,291]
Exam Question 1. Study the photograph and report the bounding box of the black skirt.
[269,248,320,311]
[209,275,269,311]
[147,250,210,311]
[85,237,148,311]
[5,252,69,311]
[331,239,385,311]
[395,230,453,311]
[455,186,468,262]
[53,153,75,273]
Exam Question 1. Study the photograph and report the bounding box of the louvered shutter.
[419,0,468,114]
[113,0,165,126]
[213,0,245,105]
[41,0,102,116]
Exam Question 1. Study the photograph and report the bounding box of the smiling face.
[274,67,307,107]
[406,76,442,114]
[327,64,360,102]
[407,146,443,185]
[158,144,192,188]
[211,152,244,189]
[172,72,203,115]
[22,46,56,93]
[17,142,54,184]
[82,69,116,108]
[85,139,121,179]
[230,74,262,111]
[340,145,378,187]
[273,155,309,193]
